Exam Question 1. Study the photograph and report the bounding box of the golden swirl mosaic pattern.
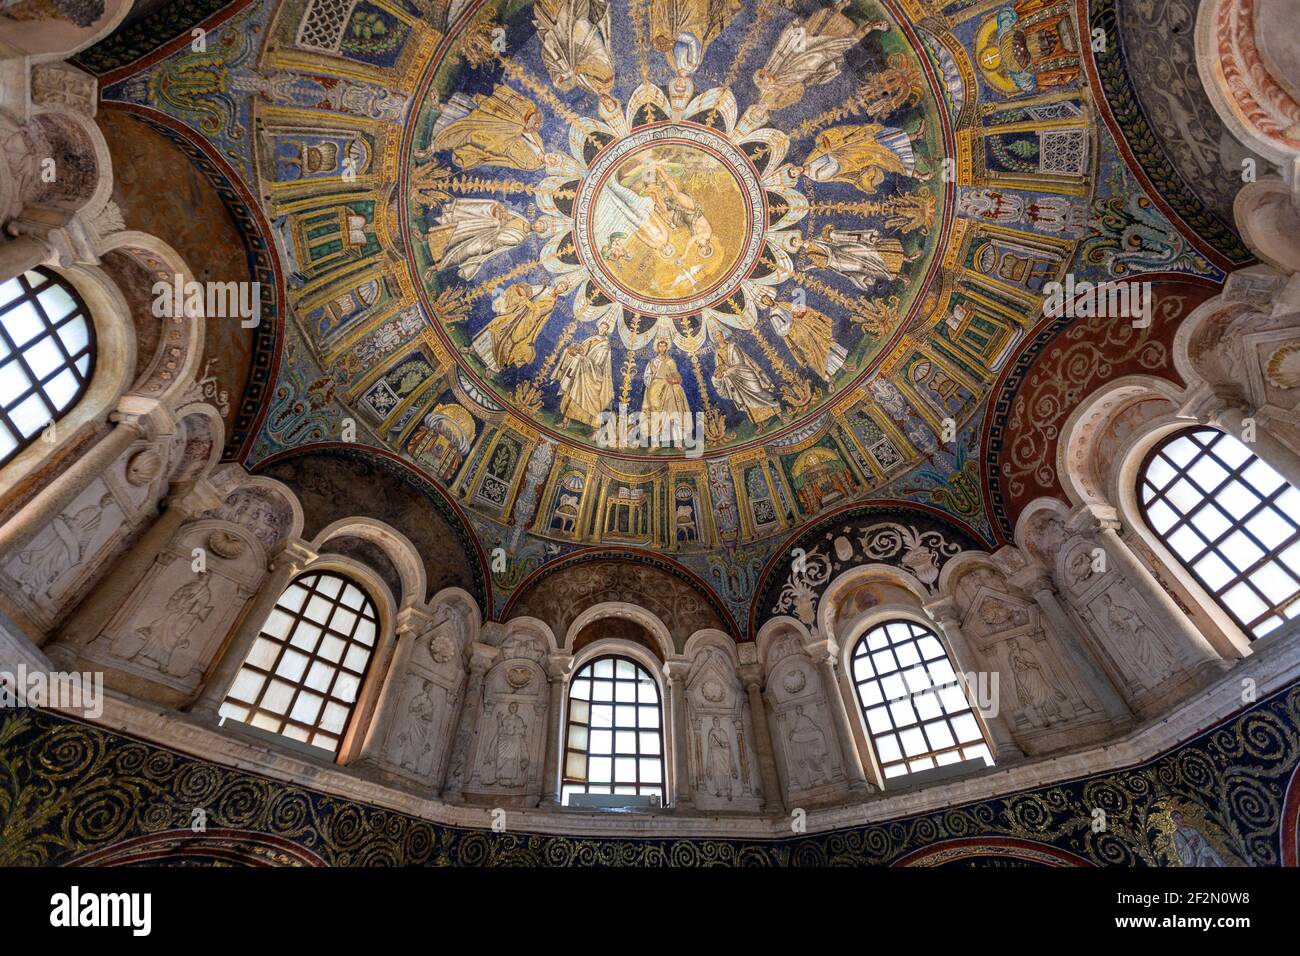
[2,687,1298,866]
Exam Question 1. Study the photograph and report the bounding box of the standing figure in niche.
[1007,637,1068,727]
[1097,592,1170,685]
[117,578,214,678]
[468,279,570,373]
[786,704,831,787]
[431,86,547,172]
[396,680,439,773]
[753,4,888,112]
[705,716,739,799]
[535,0,616,95]
[10,493,114,596]
[484,701,530,787]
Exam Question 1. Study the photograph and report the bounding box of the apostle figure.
[534,0,615,95]
[469,279,569,373]
[552,318,614,429]
[642,337,692,423]
[753,3,887,112]
[422,199,545,280]
[797,224,915,290]
[760,292,847,383]
[797,122,925,195]
[650,0,740,76]
[431,86,546,172]
[705,716,739,800]
[711,329,781,426]
[484,701,529,787]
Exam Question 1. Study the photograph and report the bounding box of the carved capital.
[544,652,574,682]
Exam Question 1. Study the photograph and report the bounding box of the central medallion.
[575,123,765,317]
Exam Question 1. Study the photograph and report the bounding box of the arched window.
[562,655,664,805]
[0,267,95,466]
[1139,426,1300,639]
[219,571,380,755]
[849,619,992,781]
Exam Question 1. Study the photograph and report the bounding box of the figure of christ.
[753,3,888,112]
[653,162,715,262]
[431,86,548,172]
[795,122,927,196]
[710,330,782,427]
[797,225,918,291]
[595,177,677,260]
[760,292,848,383]
[468,279,570,374]
[551,318,614,429]
[422,199,547,280]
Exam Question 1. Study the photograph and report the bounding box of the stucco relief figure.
[753,4,887,111]
[11,494,113,596]
[112,578,214,677]
[704,716,739,799]
[1170,811,1226,867]
[798,123,924,195]
[785,704,832,788]
[1097,591,1173,686]
[795,226,917,292]
[1007,638,1068,727]
[535,0,616,94]
[396,679,440,774]
[484,701,530,787]
[760,292,848,383]
[421,199,546,280]
[711,330,781,426]
[552,318,614,428]
[431,86,547,172]
[468,279,569,373]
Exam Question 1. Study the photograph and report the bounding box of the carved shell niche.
[207,530,245,559]
[1265,342,1300,389]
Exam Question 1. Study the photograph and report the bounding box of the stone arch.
[312,516,427,611]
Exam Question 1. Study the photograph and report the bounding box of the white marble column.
[185,541,315,720]
[540,652,573,807]
[664,659,694,810]
[925,600,1026,762]
[1011,568,1133,724]
[738,661,783,811]
[443,643,495,801]
[806,638,872,791]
